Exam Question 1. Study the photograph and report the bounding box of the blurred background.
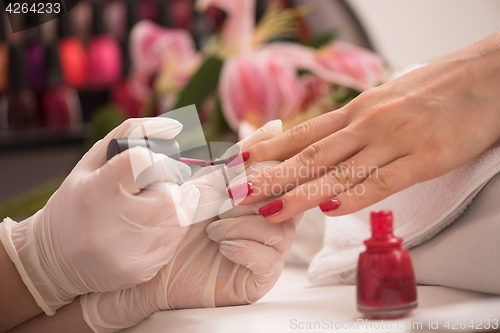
[1,0,499,219]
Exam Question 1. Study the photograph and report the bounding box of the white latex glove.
[0,118,200,316]
[80,120,303,333]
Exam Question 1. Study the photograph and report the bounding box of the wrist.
[2,214,75,315]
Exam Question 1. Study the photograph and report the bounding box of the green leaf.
[202,96,235,142]
[174,56,224,111]
[82,104,126,153]
[304,30,338,49]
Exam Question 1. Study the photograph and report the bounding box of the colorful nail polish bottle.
[40,43,82,129]
[168,0,194,30]
[138,0,159,22]
[1,47,39,131]
[24,15,45,90]
[87,0,122,89]
[111,0,144,118]
[0,13,8,93]
[58,12,89,88]
[357,211,417,319]
[105,0,127,40]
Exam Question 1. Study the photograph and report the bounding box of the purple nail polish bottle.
[0,46,39,131]
[24,15,45,90]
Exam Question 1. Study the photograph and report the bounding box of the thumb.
[80,277,160,333]
[92,146,192,194]
[81,118,184,172]
[218,240,284,304]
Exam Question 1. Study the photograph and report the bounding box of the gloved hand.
[80,120,303,333]
[0,118,200,316]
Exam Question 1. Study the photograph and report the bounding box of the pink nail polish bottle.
[0,13,8,93]
[357,211,418,319]
[87,0,122,89]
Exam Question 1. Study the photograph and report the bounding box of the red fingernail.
[226,151,250,168]
[227,182,253,200]
[259,200,284,218]
[319,199,340,212]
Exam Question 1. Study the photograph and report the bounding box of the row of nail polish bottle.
[0,11,82,132]
[0,0,228,138]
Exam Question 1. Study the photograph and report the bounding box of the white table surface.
[122,265,500,333]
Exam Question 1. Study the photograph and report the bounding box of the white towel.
[308,140,500,284]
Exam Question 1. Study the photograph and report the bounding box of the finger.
[218,240,284,303]
[134,152,192,188]
[240,127,362,205]
[206,215,295,255]
[236,119,283,152]
[217,196,275,218]
[96,146,191,194]
[319,156,422,217]
[136,183,200,228]
[86,117,183,170]
[254,146,398,223]
[244,109,349,165]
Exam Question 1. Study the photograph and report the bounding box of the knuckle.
[262,168,280,189]
[121,118,139,130]
[371,167,396,193]
[287,122,313,148]
[296,142,325,167]
[335,161,357,185]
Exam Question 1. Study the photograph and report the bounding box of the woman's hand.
[240,32,500,223]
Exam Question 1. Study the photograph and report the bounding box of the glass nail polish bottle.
[111,0,144,118]
[0,46,39,131]
[0,13,8,93]
[88,0,122,89]
[357,211,417,319]
[58,11,89,88]
[40,43,82,129]
[24,15,45,90]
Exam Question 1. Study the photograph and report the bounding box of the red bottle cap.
[370,210,394,239]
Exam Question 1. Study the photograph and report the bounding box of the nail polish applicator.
[106,138,244,167]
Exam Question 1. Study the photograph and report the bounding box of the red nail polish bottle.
[58,11,89,89]
[357,211,417,319]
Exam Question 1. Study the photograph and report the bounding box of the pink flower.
[220,51,302,134]
[297,74,332,112]
[262,42,387,91]
[313,41,387,91]
[130,20,200,89]
[196,0,255,55]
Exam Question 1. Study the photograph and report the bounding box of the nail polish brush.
[106,138,244,167]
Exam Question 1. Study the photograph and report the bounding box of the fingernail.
[259,200,284,218]
[227,182,253,200]
[225,151,250,167]
[219,240,246,253]
[205,223,224,239]
[219,242,235,253]
[319,199,340,212]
